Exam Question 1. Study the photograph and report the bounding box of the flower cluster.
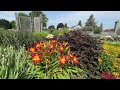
[46,34,54,39]
[98,43,120,79]
[102,72,116,79]
[27,40,78,66]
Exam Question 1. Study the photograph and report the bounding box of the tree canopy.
[57,23,64,29]
[48,25,55,29]
[0,19,12,29]
[78,20,82,26]
[29,11,48,28]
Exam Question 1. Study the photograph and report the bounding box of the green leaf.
[62,70,70,79]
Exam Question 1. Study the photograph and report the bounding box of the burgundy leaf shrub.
[58,30,102,78]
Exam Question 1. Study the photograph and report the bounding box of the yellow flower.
[98,57,102,63]
[112,72,119,78]
[113,62,119,68]
[117,58,120,61]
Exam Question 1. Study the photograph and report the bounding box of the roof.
[70,25,82,30]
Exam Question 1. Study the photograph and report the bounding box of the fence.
[15,13,43,32]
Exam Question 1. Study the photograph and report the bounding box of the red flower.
[58,56,67,65]
[31,53,42,65]
[102,72,116,79]
[28,47,36,53]
[51,40,57,43]
[59,45,64,53]
[44,50,51,55]
[68,52,74,58]
[71,56,77,65]
[49,44,55,50]
[35,42,43,49]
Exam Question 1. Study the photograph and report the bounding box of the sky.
[0,11,120,30]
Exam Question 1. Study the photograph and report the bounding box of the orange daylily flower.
[59,45,64,53]
[31,54,42,65]
[71,56,77,65]
[58,56,67,65]
[68,52,74,58]
[28,47,35,53]
[35,42,43,49]
[51,40,57,43]
[49,44,55,49]
[44,50,51,55]
[98,57,102,63]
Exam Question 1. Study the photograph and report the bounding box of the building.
[69,25,82,30]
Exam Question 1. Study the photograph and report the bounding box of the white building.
[69,25,82,30]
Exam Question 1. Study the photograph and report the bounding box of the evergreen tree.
[100,23,103,32]
[78,20,82,26]
[64,23,67,28]
[84,14,97,31]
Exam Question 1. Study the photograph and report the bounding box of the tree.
[18,12,29,17]
[78,20,82,26]
[64,23,68,29]
[93,27,101,34]
[85,14,97,31]
[100,23,103,32]
[29,11,48,28]
[0,19,12,29]
[57,23,64,30]
[48,25,55,29]
[85,14,97,27]
[10,20,16,29]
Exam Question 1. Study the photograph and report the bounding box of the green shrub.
[94,27,102,34]
[33,31,49,38]
[48,29,56,34]
[52,29,70,36]
[0,46,35,79]
[112,36,120,41]
[0,28,4,31]
[58,30,102,79]
[83,26,94,31]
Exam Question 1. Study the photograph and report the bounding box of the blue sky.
[0,11,120,30]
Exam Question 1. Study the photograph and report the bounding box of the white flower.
[46,34,54,39]
[4,49,6,52]
[2,54,4,57]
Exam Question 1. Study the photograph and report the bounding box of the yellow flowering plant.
[98,43,120,79]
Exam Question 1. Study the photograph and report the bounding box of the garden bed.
[0,30,120,79]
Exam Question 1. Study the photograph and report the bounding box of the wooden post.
[40,14,43,32]
[15,13,18,31]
